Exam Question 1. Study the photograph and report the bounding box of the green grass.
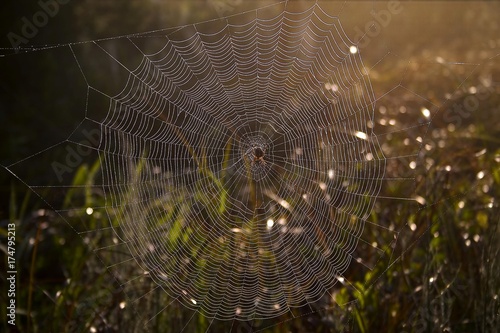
[2,46,499,333]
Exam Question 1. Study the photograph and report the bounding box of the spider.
[251,147,266,166]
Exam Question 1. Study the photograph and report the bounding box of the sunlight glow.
[279,200,291,209]
[354,131,368,140]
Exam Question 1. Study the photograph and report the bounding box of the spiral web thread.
[4,0,450,326]
[75,1,396,321]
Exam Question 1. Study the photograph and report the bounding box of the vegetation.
[1,1,499,332]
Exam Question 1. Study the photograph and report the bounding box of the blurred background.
[1,1,499,332]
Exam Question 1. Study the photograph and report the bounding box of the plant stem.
[27,223,42,333]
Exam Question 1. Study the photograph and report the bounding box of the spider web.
[82,2,390,321]
[2,0,491,330]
